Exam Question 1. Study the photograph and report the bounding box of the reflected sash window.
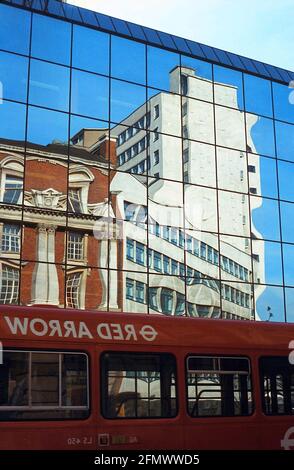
[67,232,84,261]
[3,176,22,204]
[126,239,134,261]
[135,281,145,303]
[161,288,173,314]
[68,189,82,213]
[1,224,20,253]
[66,272,82,308]
[175,293,185,315]
[0,265,19,304]
[149,287,158,310]
[126,278,134,300]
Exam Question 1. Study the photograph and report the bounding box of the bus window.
[186,356,252,417]
[260,356,294,415]
[101,352,177,419]
[0,350,89,421]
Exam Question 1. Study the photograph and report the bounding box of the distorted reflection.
[1,21,293,322]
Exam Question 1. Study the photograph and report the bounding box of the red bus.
[0,304,293,450]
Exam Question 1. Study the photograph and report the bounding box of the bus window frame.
[185,353,254,418]
[259,355,294,417]
[100,350,179,420]
[0,347,91,422]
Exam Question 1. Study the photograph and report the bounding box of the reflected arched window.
[0,156,24,205]
[0,263,19,304]
[68,166,94,214]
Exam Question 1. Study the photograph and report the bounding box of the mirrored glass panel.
[21,261,65,308]
[0,101,27,141]
[278,160,294,202]
[185,141,216,187]
[0,220,22,262]
[219,235,252,284]
[147,46,180,92]
[149,179,184,228]
[183,99,214,144]
[65,266,108,311]
[147,87,181,137]
[111,79,146,124]
[275,121,294,162]
[185,229,219,280]
[280,201,294,243]
[111,36,146,85]
[149,273,187,316]
[217,147,247,193]
[285,287,294,322]
[29,59,70,112]
[218,190,249,237]
[251,196,281,241]
[113,270,147,313]
[0,4,31,55]
[185,185,217,233]
[244,74,273,118]
[72,25,109,75]
[283,243,294,287]
[31,13,71,65]
[180,57,213,102]
[215,106,246,150]
[246,114,275,157]
[0,51,28,103]
[214,65,244,110]
[148,132,182,182]
[22,223,66,264]
[221,281,253,320]
[71,69,109,120]
[254,285,285,322]
[0,259,20,305]
[247,154,278,199]
[252,239,283,286]
[273,82,294,124]
[27,106,69,146]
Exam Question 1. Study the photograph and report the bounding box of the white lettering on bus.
[4,316,29,335]
[3,316,158,342]
[30,318,48,336]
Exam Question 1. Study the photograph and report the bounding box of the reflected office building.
[0,1,293,322]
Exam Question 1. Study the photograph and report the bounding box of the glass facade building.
[0,0,294,322]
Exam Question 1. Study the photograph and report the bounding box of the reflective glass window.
[275,121,294,162]
[27,106,69,146]
[246,115,275,157]
[251,196,281,241]
[248,154,278,199]
[244,74,273,117]
[283,244,294,287]
[0,4,31,55]
[0,51,28,102]
[253,240,283,285]
[71,69,109,121]
[0,101,26,141]
[214,65,244,110]
[281,202,294,243]
[111,36,146,85]
[215,106,246,150]
[273,82,294,124]
[278,160,294,202]
[111,79,146,124]
[29,59,70,112]
[72,25,109,75]
[147,46,180,92]
[31,13,71,65]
